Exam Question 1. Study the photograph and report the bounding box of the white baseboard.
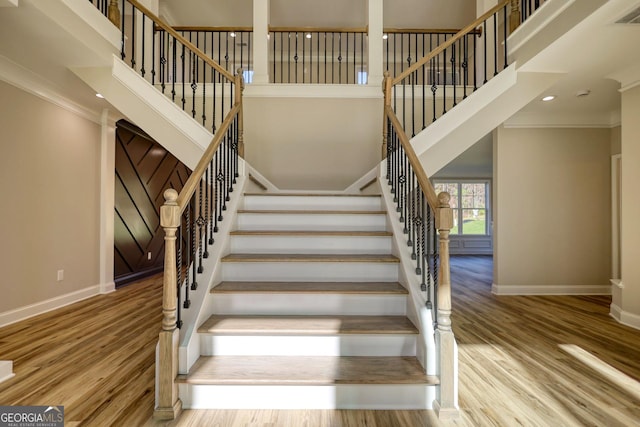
[101,281,116,294]
[0,284,101,327]
[0,361,14,384]
[610,303,640,330]
[491,283,611,296]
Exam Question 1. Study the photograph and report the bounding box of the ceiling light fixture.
[96,93,104,99]
[382,34,388,40]
[229,32,236,38]
[541,95,555,102]
[305,33,312,39]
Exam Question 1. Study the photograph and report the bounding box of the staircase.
[177,192,439,409]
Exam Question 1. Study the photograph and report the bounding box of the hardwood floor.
[1,256,639,426]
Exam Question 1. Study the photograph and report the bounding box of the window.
[357,71,368,85]
[433,181,490,235]
[243,70,254,84]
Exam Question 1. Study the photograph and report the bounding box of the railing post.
[236,69,245,158]
[108,0,121,29]
[433,191,459,419]
[154,189,183,420]
[382,71,392,159]
[510,0,522,32]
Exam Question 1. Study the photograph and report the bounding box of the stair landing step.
[179,356,437,385]
[230,230,392,236]
[198,315,418,335]
[211,281,407,294]
[237,209,386,215]
[221,254,399,263]
[244,193,381,197]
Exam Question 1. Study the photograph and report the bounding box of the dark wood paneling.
[114,121,191,286]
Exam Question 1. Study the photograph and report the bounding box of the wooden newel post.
[434,191,459,419]
[382,71,392,159]
[108,0,121,29]
[509,0,521,33]
[154,189,183,420]
[235,69,245,158]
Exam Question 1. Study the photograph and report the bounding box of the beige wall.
[620,85,640,321]
[493,126,611,292]
[244,96,382,190]
[0,81,101,313]
[611,125,621,155]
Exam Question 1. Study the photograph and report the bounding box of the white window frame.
[433,179,492,236]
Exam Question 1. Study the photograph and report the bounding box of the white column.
[367,0,384,86]
[99,109,116,294]
[253,0,270,84]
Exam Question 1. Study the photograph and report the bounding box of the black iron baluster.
[443,43,447,116]
[451,38,457,107]
[422,33,426,130]
[225,32,230,74]
[181,43,186,110]
[280,32,284,83]
[473,30,478,91]
[425,202,432,303]
[141,15,146,77]
[360,32,364,83]
[190,197,198,291]
[303,32,306,83]
[202,34,207,127]
[176,219,183,328]
[151,23,156,85]
[184,204,191,309]
[120,3,126,60]
[208,158,215,242]
[463,34,468,99]
[287,32,291,83]
[338,33,342,83]
[197,180,204,274]
[324,32,328,83]
[190,34,197,119]
[317,32,320,83]
[503,5,508,69]
[172,36,177,102]
[130,3,136,70]
[493,13,498,76]
[483,20,488,84]
[294,33,299,83]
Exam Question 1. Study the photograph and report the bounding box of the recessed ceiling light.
[576,89,591,97]
[541,95,555,102]
[96,93,104,99]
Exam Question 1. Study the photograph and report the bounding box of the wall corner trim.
[610,303,640,331]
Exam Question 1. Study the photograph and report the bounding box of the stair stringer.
[410,66,565,176]
[379,165,436,377]
[72,56,213,170]
[174,173,248,375]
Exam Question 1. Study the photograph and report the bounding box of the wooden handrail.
[166,26,254,33]
[391,0,510,85]
[385,105,439,211]
[384,27,482,36]
[126,0,235,82]
[269,26,368,34]
[176,103,241,212]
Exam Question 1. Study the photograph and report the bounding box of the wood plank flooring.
[1,256,639,426]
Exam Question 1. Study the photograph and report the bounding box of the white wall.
[493,126,612,294]
[0,81,102,315]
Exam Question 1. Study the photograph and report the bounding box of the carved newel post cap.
[438,191,451,207]
[164,188,179,204]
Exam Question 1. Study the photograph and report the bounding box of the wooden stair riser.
[210,293,407,316]
[236,212,387,231]
[179,383,435,410]
[199,335,417,357]
[230,234,393,255]
[221,261,399,282]
[243,195,383,211]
